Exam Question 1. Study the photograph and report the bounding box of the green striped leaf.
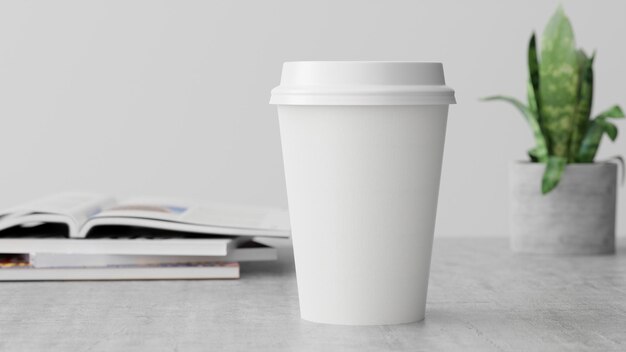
[539,6,580,158]
[527,81,538,117]
[542,156,567,194]
[577,117,619,162]
[483,95,548,162]
[602,120,618,141]
[577,119,603,162]
[529,146,548,162]
[595,105,624,119]
[527,33,542,120]
[568,50,594,162]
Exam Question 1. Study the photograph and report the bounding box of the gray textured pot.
[509,161,617,255]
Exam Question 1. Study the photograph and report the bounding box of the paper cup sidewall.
[277,105,449,325]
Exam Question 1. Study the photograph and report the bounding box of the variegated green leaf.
[527,81,538,117]
[542,156,567,194]
[595,105,624,119]
[577,119,603,162]
[482,6,623,177]
[527,33,542,119]
[483,95,548,162]
[539,6,580,158]
[577,117,618,162]
[568,50,594,162]
[602,120,618,141]
[528,146,547,162]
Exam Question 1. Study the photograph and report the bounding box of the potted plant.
[485,6,623,255]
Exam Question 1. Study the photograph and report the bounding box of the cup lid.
[269,61,456,106]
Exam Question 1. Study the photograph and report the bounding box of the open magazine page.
[78,197,291,239]
[0,193,116,237]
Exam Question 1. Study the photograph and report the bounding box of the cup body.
[278,105,448,325]
[270,62,454,325]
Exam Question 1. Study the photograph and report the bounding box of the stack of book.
[0,193,290,280]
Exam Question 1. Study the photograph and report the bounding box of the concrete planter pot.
[509,161,617,255]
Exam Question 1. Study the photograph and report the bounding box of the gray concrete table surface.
[1,238,625,352]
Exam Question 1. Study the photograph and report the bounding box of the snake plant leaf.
[577,119,603,162]
[577,117,618,162]
[539,6,580,158]
[527,33,542,118]
[602,120,618,141]
[483,95,548,162]
[528,149,539,162]
[577,104,624,162]
[527,81,538,117]
[568,50,594,162]
[542,156,567,194]
[528,146,547,162]
[595,105,625,119]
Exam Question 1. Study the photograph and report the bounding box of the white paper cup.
[270,62,455,325]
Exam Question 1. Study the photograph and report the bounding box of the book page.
[0,193,116,231]
[93,197,290,231]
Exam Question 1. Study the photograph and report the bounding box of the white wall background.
[0,0,624,237]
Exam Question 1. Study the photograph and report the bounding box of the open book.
[0,193,290,239]
[0,193,289,280]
